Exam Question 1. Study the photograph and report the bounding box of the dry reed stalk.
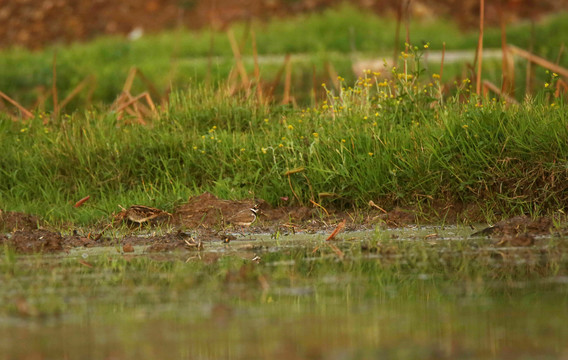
[525,21,535,96]
[555,43,565,65]
[0,90,34,120]
[499,5,514,97]
[117,92,156,115]
[227,29,250,90]
[325,61,339,91]
[58,75,95,111]
[206,30,214,86]
[86,77,96,107]
[318,192,338,199]
[284,167,305,176]
[440,42,446,79]
[475,0,485,96]
[143,92,157,113]
[32,86,51,111]
[239,20,252,53]
[124,107,143,124]
[134,69,162,101]
[282,55,292,105]
[309,199,329,216]
[556,78,568,98]
[124,92,140,117]
[369,200,387,214]
[251,30,264,104]
[122,67,137,93]
[482,80,518,104]
[267,54,290,101]
[393,1,403,66]
[508,45,568,78]
[51,51,59,120]
[226,68,239,95]
[287,174,301,205]
[404,0,411,74]
[312,65,318,106]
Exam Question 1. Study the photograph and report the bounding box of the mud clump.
[0,210,42,232]
[172,192,316,229]
[3,229,64,254]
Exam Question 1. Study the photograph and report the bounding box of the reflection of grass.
[0,47,565,225]
[1,232,567,358]
[0,5,566,109]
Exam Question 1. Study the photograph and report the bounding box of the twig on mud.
[369,200,388,214]
[310,199,329,216]
[326,219,346,241]
[287,174,301,205]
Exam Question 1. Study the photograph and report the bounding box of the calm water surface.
[1,226,567,359]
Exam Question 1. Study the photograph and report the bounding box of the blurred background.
[2,0,566,49]
[1,0,567,112]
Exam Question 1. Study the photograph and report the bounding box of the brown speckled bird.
[116,205,171,225]
[227,204,260,227]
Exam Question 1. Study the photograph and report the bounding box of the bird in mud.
[226,204,260,228]
[115,205,172,226]
[470,215,552,247]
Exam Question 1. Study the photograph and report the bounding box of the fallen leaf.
[74,195,91,208]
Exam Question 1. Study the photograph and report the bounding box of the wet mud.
[0,193,563,254]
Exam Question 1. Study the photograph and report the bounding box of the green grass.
[1,53,566,225]
[1,232,567,358]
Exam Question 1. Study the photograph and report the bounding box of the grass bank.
[1,55,566,225]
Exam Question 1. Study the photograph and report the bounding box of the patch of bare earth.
[1,197,564,253]
[2,229,64,254]
[0,210,42,232]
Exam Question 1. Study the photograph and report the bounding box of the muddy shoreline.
[1,192,563,254]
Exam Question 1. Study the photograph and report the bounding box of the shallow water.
[1,226,567,359]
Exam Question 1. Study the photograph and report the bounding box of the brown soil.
[4,229,64,254]
[172,192,319,229]
[0,193,562,254]
[0,210,43,232]
[1,0,564,49]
